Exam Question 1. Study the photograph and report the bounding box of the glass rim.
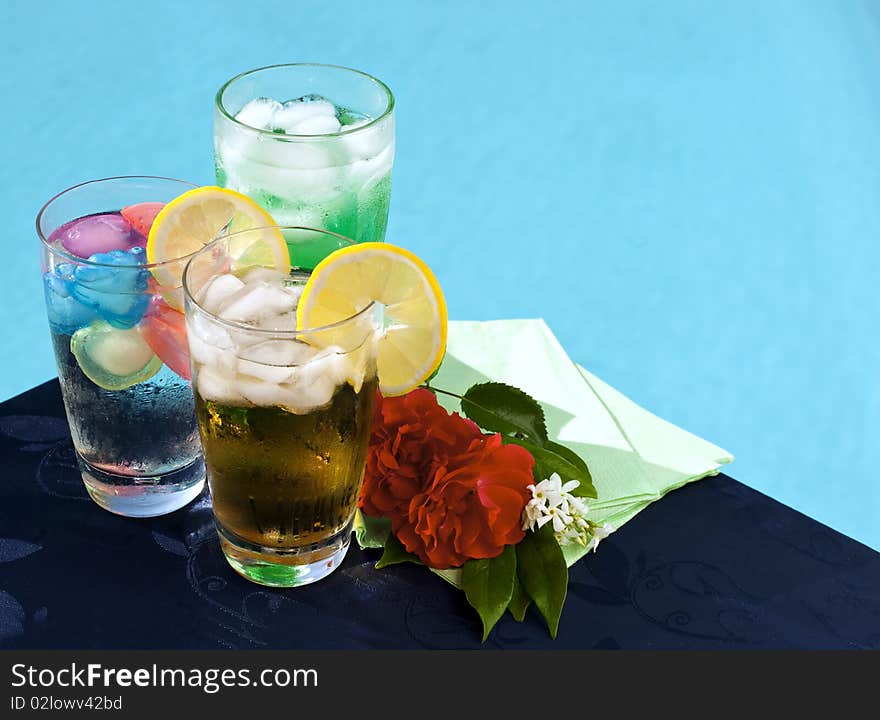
[215,62,395,140]
[36,175,201,270]
[182,225,378,337]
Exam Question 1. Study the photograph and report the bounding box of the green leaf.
[544,440,591,479]
[461,382,548,442]
[504,437,597,499]
[461,546,517,642]
[375,533,421,569]
[516,524,568,638]
[354,510,392,549]
[508,574,531,622]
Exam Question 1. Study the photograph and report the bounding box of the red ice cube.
[121,202,165,239]
[139,296,191,380]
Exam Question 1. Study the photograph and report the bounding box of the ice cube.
[238,339,316,366]
[48,214,136,259]
[232,346,345,413]
[279,374,338,414]
[236,339,308,383]
[297,347,346,386]
[197,273,246,315]
[218,96,346,203]
[234,376,304,408]
[121,202,165,239]
[186,314,237,373]
[43,270,98,335]
[237,359,294,384]
[139,297,190,380]
[217,282,298,323]
[272,97,337,133]
[291,114,341,135]
[283,283,303,304]
[239,267,289,285]
[252,312,296,332]
[69,248,150,329]
[347,142,395,191]
[70,321,162,391]
[216,126,343,203]
[339,339,375,393]
[235,97,282,130]
[196,365,247,405]
[337,115,393,164]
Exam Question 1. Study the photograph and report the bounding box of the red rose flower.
[359,389,482,518]
[393,434,535,569]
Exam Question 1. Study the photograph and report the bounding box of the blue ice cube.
[68,247,150,329]
[43,268,98,335]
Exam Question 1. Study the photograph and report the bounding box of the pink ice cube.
[49,214,135,258]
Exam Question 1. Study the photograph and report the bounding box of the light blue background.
[3,0,878,549]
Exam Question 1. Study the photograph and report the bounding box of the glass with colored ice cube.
[214,63,395,254]
[37,176,206,517]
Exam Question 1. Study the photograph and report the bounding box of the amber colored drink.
[196,380,377,557]
[184,228,381,588]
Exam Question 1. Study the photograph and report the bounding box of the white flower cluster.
[522,473,614,551]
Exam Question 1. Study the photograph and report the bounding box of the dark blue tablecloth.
[1,380,878,649]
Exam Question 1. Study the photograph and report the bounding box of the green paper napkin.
[356,318,733,580]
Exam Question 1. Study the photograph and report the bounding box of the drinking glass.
[214,63,394,244]
[37,176,205,517]
[183,226,380,586]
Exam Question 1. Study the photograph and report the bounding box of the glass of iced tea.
[183,226,380,587]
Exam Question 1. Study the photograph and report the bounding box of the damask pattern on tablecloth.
[1,382,878,649]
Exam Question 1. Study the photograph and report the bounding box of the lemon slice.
[296,243,447,397]
[146,186,288,291]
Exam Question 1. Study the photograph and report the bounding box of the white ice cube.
[239,267,289,285]
[239,339,316,366]
[217,282,298,323]
[337,115,394,164]
[186,314,237,373]
[282,282,304,304]
[238,270,303,307]
[272,98,337,132]
[299,348,346,386]
[196,365,247,405]
[279,374,338,413]
[236,339,316,383]
[197,274,246,315]
[237,359,295,384]
[347,142,395,192]
[235,97,282,130]
[234,376,301,407]
[220,107,343,168]
[253,312,296,332]
[227,327,266,349]
[242,347,342,413]
[216,124,345,207]
[339,339,375,393]
[187,312,233,348]
[217,142,344,206]
[292,114,341,135]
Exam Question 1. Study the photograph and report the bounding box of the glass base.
[79,455,205,518]
[217,520,353,588]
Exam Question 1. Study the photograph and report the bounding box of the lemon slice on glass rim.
[296,242,447,396]
[146,186,288,306]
